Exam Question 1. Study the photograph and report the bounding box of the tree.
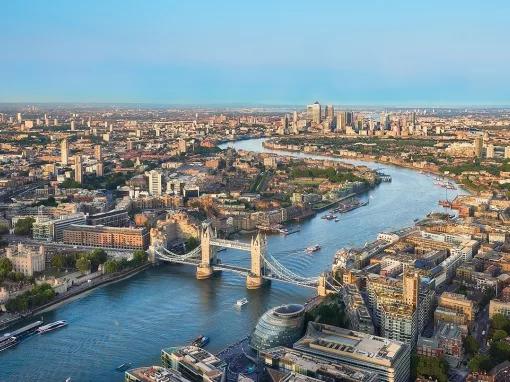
[464,335,480,356]
[132,250,147,266]
[5,283,55,313]
[103,260,119,274]
[0,257,13,275]
[414,355,449,382]
[14,217,35,236]
[491,314,510,333]
[76,256,91,274]
[492,329,508,342]
[490,340,510,364]
[87,249,108,270]
[468,354,493,372]
[51,254,64,270]
[61,178,82,189]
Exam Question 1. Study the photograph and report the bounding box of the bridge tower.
[317,272,330,296]
[246,232,265,289]
[196,223,216,280]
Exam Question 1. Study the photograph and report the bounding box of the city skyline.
[2,1,510,105]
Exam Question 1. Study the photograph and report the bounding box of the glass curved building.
[250,304,305,352]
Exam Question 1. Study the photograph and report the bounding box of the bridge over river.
[151,223,339,295]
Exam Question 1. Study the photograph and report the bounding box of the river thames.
[0,138,466,382]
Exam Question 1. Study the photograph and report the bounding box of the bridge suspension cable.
[260,252,318,286]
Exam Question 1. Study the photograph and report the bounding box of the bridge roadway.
[209,238,251,251]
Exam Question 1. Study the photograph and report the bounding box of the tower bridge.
[151,223,339,296]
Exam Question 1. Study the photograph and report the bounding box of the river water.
[0,138,466,382]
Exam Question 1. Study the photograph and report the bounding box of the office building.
[307,102,321,124]
[294,322,410,382]
[5,243,45,276]
[63,225,149,250]
[74,155,83,183]
[345,111,354,126]
[70,120,75,131]
[161,346,225,382]
[336,112,346,132]
[148,170,163,196]
[250,304,306,351]
[380,304,417,345]
[61,139,69,165]
[125,367,189,382]
[125,366,191,382]
[86,209,129,227]
[325,104,334,120]
[260,346,378,382]
[32,213,87,242]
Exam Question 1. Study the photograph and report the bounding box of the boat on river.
[306,245,321,253]
[0,336,18,352]
[236,298,249,307]
[36,320,67,334]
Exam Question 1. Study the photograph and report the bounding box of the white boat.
[0,336,17,352]
[306,245,321,253]
[236,298,248,307]
[36,320,67,334]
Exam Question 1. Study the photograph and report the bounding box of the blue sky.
[1,0,509,105]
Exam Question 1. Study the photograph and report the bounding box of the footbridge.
[151,223,340,296]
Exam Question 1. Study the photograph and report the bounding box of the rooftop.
[294,322,407,367]
[126,366,191,382]
[261,347,377,382]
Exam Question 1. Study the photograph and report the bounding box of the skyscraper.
[61,139,69,166]
[325,104,334,120]
[148,170,163,196]
[307,102,321,124]
[345,111,354,126]
[336,112,346,132]
[70,120,75,131]
[74,155,83,183]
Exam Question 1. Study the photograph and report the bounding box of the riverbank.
[261,138,470,196]
[0,262,151,332]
